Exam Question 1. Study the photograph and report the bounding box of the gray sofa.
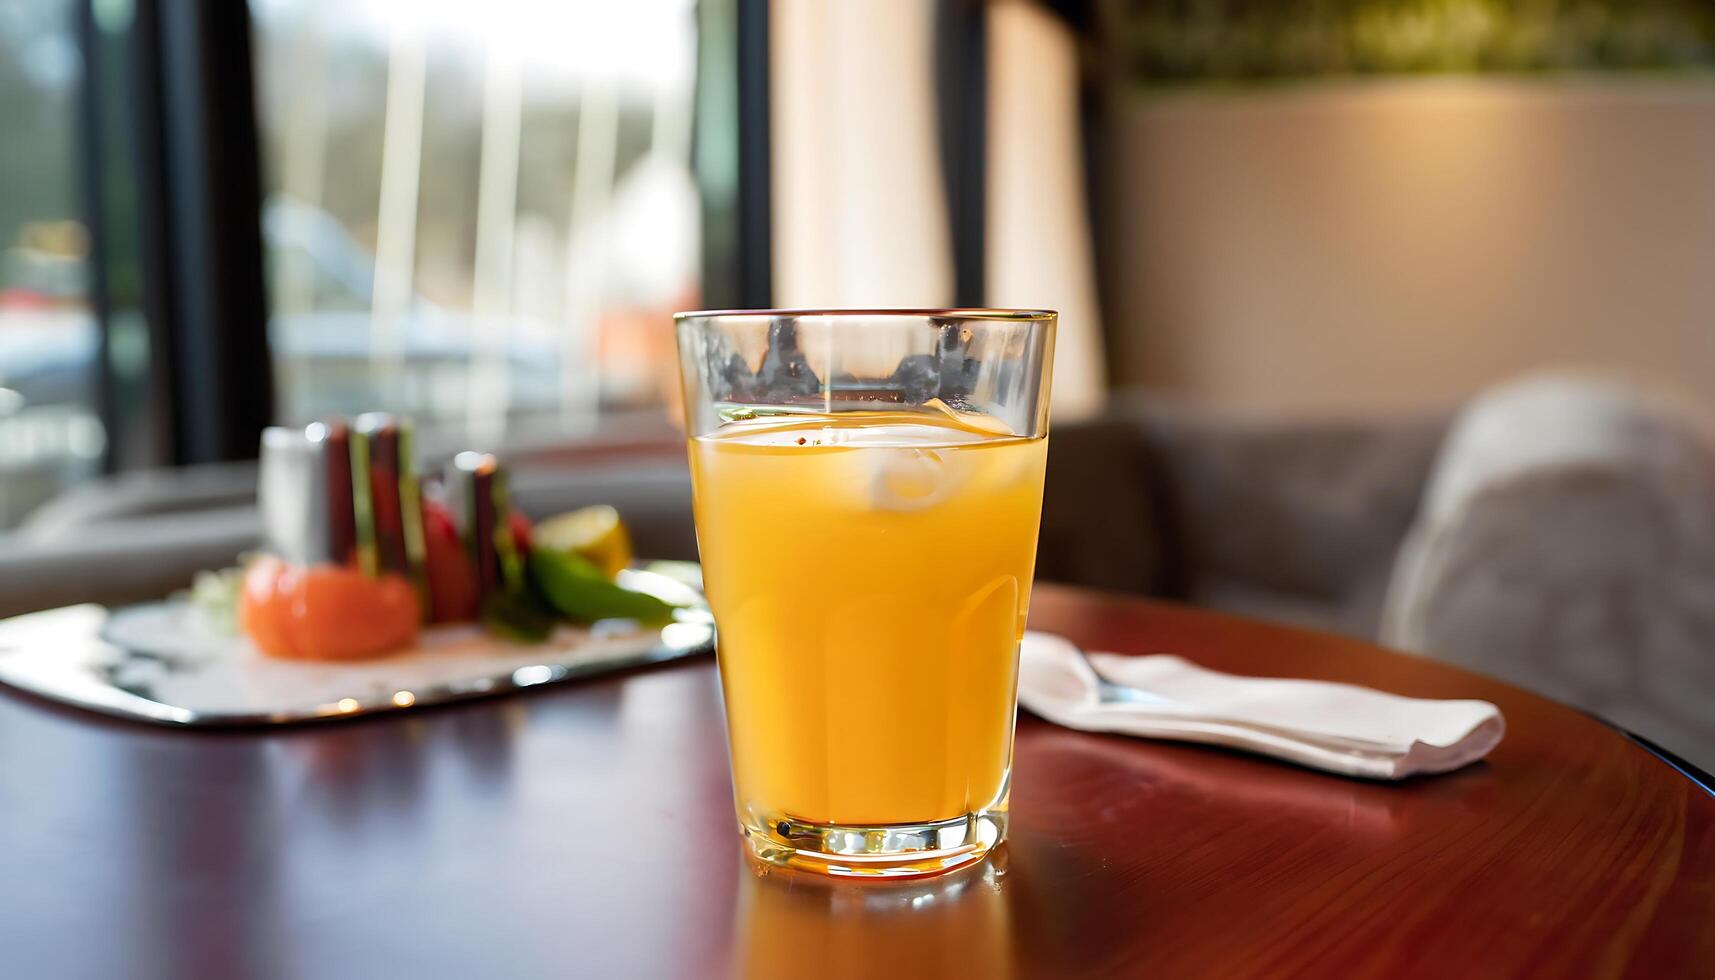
[3,375,1711,769]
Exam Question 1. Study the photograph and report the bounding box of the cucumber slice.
[529,549,678,626]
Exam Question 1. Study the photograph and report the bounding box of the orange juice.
[690,406,1048,832]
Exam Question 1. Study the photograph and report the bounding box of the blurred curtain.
[768,0,1107,419]
[987,0,1106,420]
[770,0,954,307]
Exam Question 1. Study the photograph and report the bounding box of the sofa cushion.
[1035,418,1169,595]
[1121,395,1446,614]
[0,506,259,618]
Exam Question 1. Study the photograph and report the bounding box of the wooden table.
[1,585,1710,978]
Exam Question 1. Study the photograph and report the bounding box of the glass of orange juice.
[675,309,1055,878]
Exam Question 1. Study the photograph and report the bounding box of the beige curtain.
[769,0,1107,418]
[987,0,1107,420]
[770,0,953,308]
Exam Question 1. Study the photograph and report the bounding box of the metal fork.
[1074,645,1176,706]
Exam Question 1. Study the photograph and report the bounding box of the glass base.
[739,809,1007,879]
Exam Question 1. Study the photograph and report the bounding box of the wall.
[1105,77,1715,421]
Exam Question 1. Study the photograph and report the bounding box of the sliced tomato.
[240,555,420,660]
[422,499,479,623]
[508,509,533,553]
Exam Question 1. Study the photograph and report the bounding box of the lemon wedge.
[531,505,633,580]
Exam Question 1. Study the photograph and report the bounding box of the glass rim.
[674,307,1057,322]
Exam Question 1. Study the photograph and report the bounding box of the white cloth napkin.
[1016,631,1505,779]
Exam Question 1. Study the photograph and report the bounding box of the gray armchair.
[1382,375,1715,771]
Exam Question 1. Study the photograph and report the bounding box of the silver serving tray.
[0,566,713,727]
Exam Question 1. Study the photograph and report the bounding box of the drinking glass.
[676,309,1055,877]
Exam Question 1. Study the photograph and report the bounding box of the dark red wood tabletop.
[1,584,1710,979]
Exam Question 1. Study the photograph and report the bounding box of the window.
[0,0,105,527]
[249,0,701,444]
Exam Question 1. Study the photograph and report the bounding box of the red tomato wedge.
[240,555,421,660]
[508,510,533,552]
[422,499,479,623]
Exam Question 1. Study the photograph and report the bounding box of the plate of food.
[0,416,714,726]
